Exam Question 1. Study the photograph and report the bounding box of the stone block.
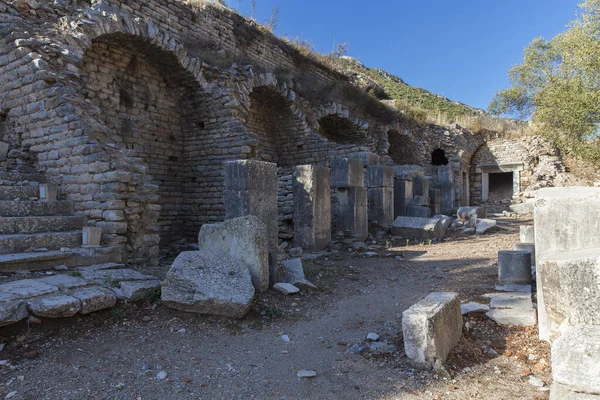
[475,218,497,234]
[198,216,269,293]
[68,287,117,314]
[223,160,277,192]
[551,382,599,400]
[39,183,58,201]
[330,158,364,188]
[394,178,413,199]
[368,187,394,226]
[512,242,535,265]
[334,187,368,240]
[534,187,600,341]
[435,181,455,215]
[457,206,486,222]
[411,195,430,207]
[293,165,331,251]
[429,189,441,205]
[406,204,432,219]
[0,279,58,298]
[432,215,453,232]
[113,280,161,302]
[413,176,430,197]
[520,225,535,244]
[437,165,454,183]
[161,251,255,318]
[498,250,532,285]
[365,165,394,188]
[402,292,462,370]
[509,202,534,215]
[430,202,441,215]
[346,152,380,166]
[393,165,425,180]
[82,226,102,247]
[391,216,443,240]
[538,249,600,341]
[0,300,28,327]
[552,325,600,396]
[0,142,8,160]
[27,294,80,318]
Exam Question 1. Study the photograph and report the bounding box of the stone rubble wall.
[277,167,293,243]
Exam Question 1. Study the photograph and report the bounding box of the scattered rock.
[273,283,300,295]
[476,219,497,234]
[288,247,303,257]
[156,371,167,380]
[368,342,398,355]
[23,351,38,360]
[352,242,367,252]
[460,302,490,315]
[366,333,379,341]
[297,370,317,378]
[529,376,546,387]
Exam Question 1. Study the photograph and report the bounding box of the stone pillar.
[481,173,489,202]
[331,159,367,240]
[429,189,441,215]
[224,160,278,285]
[434,165,455,214]
[413,176,430,199]
[293,165,331,251]
[498,250,532,285]
[394,179,413,218]
[365,165,394,227]
[534,187,600,342]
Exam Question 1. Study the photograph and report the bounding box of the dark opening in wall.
[388,130,419,164]
[318,115,366,145]
[489,172,514,201]
[431,148,449,166]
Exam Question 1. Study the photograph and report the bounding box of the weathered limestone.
[534,187,600,341]
[551,325,600,399]
[0,142,8,160]
[412,176,430,198]
[27,294,81,318]
[224,160,278,285]
[498,250,532,285]
[406,204,432,218]
[520,225,535,244]
[457,206,486,222]
[475,218,497,234]
[38,183,58,201]
[331,159,368,240]
[432,214,453,233]
[394,179,413,218]
[402,292,462,370]
[366,165,394,227]
[161,251,255,318]
[512,242,536,265]
[293,165,331,251]
[429,188,441,215]
[198,216,269,293]
[538,249,600,341]
[391,217,443,240]
[69,287,117,314]
[82,227,102,248]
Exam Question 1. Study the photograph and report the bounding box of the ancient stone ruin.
[0,1,597,398]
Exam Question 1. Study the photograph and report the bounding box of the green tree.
[490,0,600,162]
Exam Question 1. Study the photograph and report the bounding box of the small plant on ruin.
[405,239,410,247]
[70,270,81,277]
[428,239,433,245]
[110,305,130,320]
[263,7,279,32]
[146,287,162,303]
[385,240,392,250]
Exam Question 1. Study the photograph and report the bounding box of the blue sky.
[229,0,581,111]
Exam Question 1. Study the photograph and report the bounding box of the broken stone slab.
[281,258,316,289]
[0,279,58,299]
[391,216,443,240]
[68,286,117,314]
[457,206,486,222]
[402,292,462,370]
[78,267,156,287]
[161,251,254,318]
[113,280,161,302]
[432,215,452,232]
[495,284,532,293]
[0,300,28,327]
[551,325,600,396]
[39,275,92,291]
[485,308,536,327]
[498,250,532,285]
[273,283,300,295]
[513,242,536,265]
[198,216,269,293]
[476,219,497,234]
[27,293,80,318]
[486,292,532,309]
[520,225,535,244]
[461,302,490,315]
[538,249,600,341]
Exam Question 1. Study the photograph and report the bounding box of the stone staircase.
[0,171,123,272]
[0,171,161,327]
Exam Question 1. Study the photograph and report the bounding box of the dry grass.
[425,112,534,137]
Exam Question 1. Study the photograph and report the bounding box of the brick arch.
[79,29,223,266]
[238,74,314,166]
[315,103,370,146]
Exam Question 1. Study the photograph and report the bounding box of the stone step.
[0,246,125,272]
[0,171,46,184]
[0,200,73,217]
[0,185,39,201]
[0,231,82,255]
[0,216,85,235]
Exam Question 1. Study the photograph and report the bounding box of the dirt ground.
[0,216,552,400]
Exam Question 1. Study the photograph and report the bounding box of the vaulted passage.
[318,115,366,145]
[431,148,449,166]
[387,129,419,164]
[246,86,310,166]
[489,172,514,201]
[82,33,215,264]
